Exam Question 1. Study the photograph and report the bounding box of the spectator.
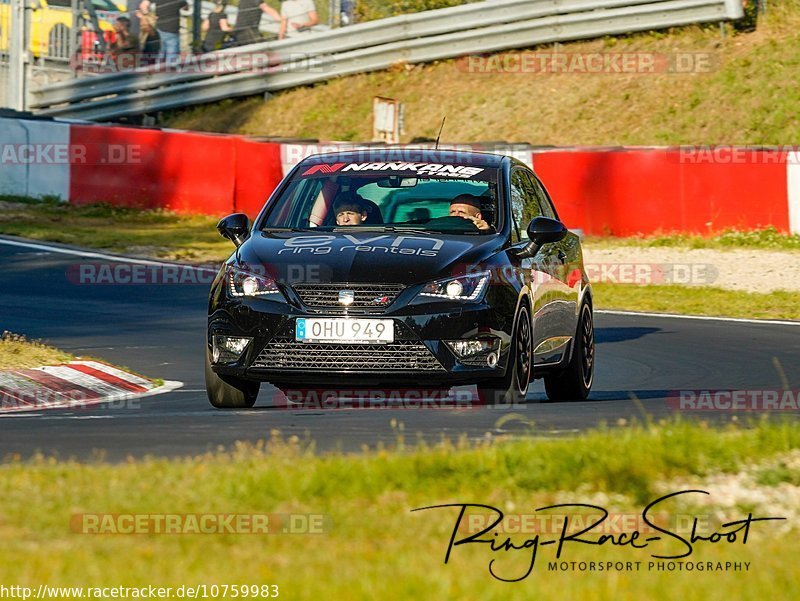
[137,11,161,66]
[202,0,234,52]
[279,0,318,39]
[138,0,188,64]
[109,16,139,68]
[340,0,355,26]
[234,0,282,46]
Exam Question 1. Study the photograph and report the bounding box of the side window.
[528,173,558,220]
[510,170,541,242]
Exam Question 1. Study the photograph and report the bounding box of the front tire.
[544,302,594,401]
[204,348,259,409]
[477,305,532,405]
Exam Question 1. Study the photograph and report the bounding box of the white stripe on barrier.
[787,152,800,235]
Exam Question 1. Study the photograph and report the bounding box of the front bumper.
[208,297,514,387]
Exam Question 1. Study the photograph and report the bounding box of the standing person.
[279,0,318,39]
[109,16,140,69]
[138,0,188,64]
[137,11,161,66]
[202,0,234,52]
[233,0,282,46]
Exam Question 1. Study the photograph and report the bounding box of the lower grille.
[252,339,445,371]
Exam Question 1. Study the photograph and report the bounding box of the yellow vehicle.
[0,0,120,60]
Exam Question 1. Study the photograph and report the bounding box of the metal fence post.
[8,0,29,110]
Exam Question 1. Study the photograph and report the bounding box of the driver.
[449,194,491,231]
[333,193,368,226]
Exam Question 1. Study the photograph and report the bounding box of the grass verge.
[0,419,799,599]
[0,197,231,263]
[163,2,800,145]
[595,282,800,320]
[585,228,800,251]
[0,332,74,370]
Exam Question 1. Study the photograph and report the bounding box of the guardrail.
[30,0,743,120]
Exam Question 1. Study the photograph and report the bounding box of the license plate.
[295,318,394,343]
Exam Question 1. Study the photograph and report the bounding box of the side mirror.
[516,216,567,259]
[217,213,250,247]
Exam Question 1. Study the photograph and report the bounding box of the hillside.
[164,2,800,145]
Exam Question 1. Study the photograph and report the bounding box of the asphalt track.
[1,236,799,461]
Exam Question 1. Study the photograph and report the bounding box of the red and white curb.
[0,360,182,414]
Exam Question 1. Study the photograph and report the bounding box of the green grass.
[586,227,800,251]
[595,282,800,320]
[1,419,799,599]
[163,2,800,145]
[0,331,74,370]
[0,197,232,263]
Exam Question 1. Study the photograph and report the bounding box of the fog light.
[212,335,251,364]
[445,338,500,358]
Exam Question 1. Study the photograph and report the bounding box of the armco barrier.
[1,117,799,235]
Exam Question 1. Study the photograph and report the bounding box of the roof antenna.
[435,116,446,150]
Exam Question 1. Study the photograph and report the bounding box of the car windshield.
[261,162,500,235]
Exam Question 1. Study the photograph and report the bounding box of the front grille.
[291,283,406,308]
[252,339,445,371]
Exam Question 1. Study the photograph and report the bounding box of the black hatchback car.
[205,149,594,408]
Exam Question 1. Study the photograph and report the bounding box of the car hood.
[234,230,506,286]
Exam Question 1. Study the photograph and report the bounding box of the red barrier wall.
[533,149,790,236]
[64,123,794,235]
[69,124,283,218]
[232,138,284,218]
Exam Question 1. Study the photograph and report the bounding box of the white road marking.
[0,237,217,273]
[596,309,800,326]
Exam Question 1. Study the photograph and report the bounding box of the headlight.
[228,267,281,298]
[418,271,490,302]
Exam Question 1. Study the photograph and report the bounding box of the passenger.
[449,194,491,231]
[333,194,368,226]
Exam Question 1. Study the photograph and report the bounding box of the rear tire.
[544,302,594,401]
[477,305,532,406]
[204,348,259,409]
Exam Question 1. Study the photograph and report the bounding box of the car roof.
[298,148,508,169]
